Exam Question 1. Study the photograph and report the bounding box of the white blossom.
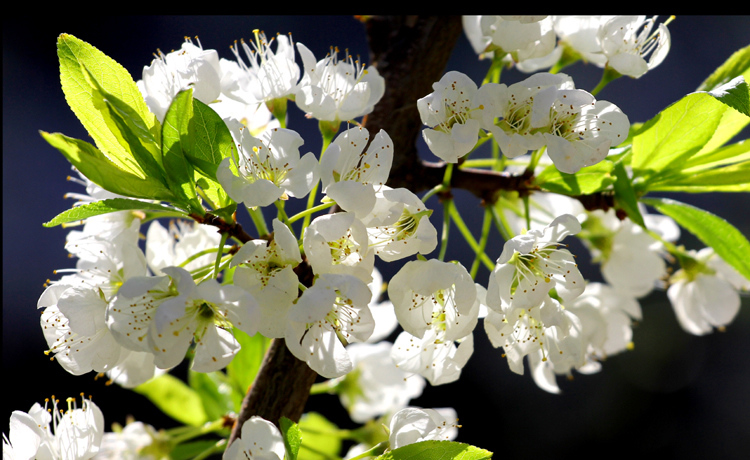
[3,396,104,460]
[303,212,375,284]
[334,342,426,423]
[222,30,301,104]
[295,43,384,123]
[285,274,375,378]
[487,214,584,311]
[320,126,393,218]
[388,407,459,449]
[599,16,671,78]
[668,248,750,335]
[223,416,286,460]
[362,187,438,262]
[217,126,319,208]
[138,38,222,122]
[231,219,302,338]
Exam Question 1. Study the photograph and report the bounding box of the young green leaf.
[534,161,615,195]
[647,160,750,193]
[226,330,270,412]
[298,412,342,460]
[186,98,237,179]
[641,197,750,281]
[162,89,203,214]
[134,373,208,427]
[43,198,184,227]
[280,417,302,460]
[612,160,645,227]
[188,370,234,422]
[41,131,176,202]
[374,440,493,460]
[631,92,727,178]
[57,33,159,177]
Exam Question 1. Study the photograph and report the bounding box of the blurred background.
[4,15,750,458]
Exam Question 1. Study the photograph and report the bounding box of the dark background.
[4,16,750,458]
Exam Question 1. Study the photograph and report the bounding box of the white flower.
[668,248,750,335]
[551,16,617,67]
[388,407,459,449]
[320,126,393,218]
[285,274,375,378]
[223,416,286,460]
[362,187,438,262]
[231,219,302,338]
[295,43,385,123]
[138,38,222,121]
[581,208,679,298]
[334,342,426,423]
[525,282,641,393]
[484,73,572,159]
[3,395,105,460]
[222,30,301,104]
[95,421,164,460]
[217,126,320,208]
[599,16,671,78]
[303,212,375,284]
[388,259,478,342]
[542,93,629,174]
[364,267,399,343]
[391,329,474,386]
[108,266,259,372]
[479,16,557,64]
[417,71,493,162]
[487,214,584,311]
[484,296,584,378]
[146,220,222,276]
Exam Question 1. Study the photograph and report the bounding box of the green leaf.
[134,374,208,427]
[188,370,234,422]
[41,131,175,201]
[683,139,750,171]
[697,44,750,94]
[79,63,165,182]
[171,440,221,460]
[375,441,493,460]
[43,198,183,227]
[647,160,750,192]
[706,76,750,118]
[187,99,237,179]
[612,160,645,227]
[57,33,159,178]
[162,89,202,213]
[298,412,341,460]
[226,331,270,412]
[534,160,615,195]
[280,417,302,460]
[631,92,727,178]
[641,197,750,281]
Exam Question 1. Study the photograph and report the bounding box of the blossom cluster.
[19,15,750,459]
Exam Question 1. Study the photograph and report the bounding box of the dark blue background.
[4,16,750,458]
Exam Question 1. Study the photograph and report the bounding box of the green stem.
[347,441,389,460]
[523,194,531,232]
[421,183,447,204]
[171,419,226,445]
[470,206,494,277]
[287,201,335,225]
[191,439,227,460]
[449,203,495,271]
[490,203,514,242]
[309,379,341,395]
[247,206,269,237]
[302,127,337,237]
[214,232,229,279]
[439,198,452,262]
[591,66,622,96]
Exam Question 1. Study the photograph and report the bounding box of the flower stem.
[471,206,494,277]
[449,202,495,271]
